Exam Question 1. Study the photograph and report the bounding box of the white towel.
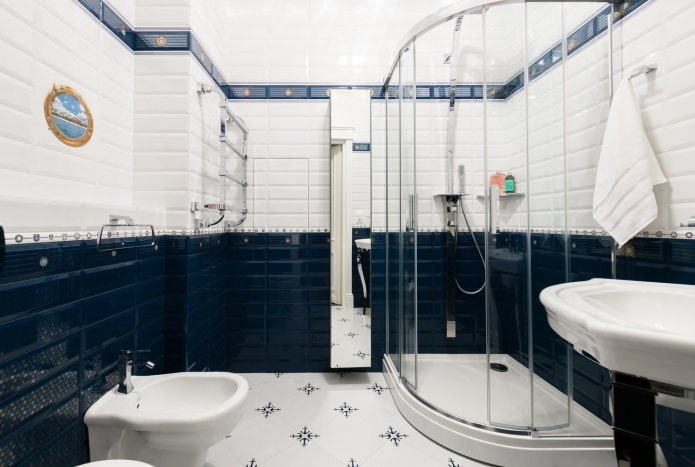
[592,78,666,247]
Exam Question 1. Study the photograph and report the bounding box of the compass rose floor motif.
[206,372,485,467]
[255,402,281,418]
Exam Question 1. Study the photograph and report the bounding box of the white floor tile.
[204,442,243,467]
[265,442,344,467]
[221,411,296,464]
[315,413,387,462]
[207,372,488,467]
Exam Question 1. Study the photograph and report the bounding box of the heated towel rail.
[192,84,250,229]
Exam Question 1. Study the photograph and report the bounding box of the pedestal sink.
[540,278,695,389]
[355,238,371,250]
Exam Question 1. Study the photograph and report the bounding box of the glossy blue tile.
[0,335,80,402]
[0,395,79,466]
[0,273,81,323]
[0,302,80,362]
[0,367,78,439]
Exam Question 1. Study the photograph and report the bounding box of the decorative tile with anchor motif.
[379,426,408,446]
[246,459,258,467]
[255,402,281,418]
[298,383,320,395]
[345,332,358,338]
[367,382,387,395]
[448,458,460,467]
[333,402,358,418]
[347,459,359,467]
[353,351,369,359]
[290,426,320,447]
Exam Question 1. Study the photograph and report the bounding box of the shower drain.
[489,363,508,372]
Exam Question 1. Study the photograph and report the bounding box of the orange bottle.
[489,171,505,191]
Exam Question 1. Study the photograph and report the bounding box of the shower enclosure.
[374,0,622,465]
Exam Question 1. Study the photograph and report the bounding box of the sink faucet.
[118,349,155,394]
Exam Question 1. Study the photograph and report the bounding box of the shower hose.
[453,198,485,295]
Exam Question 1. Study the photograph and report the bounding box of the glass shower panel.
[386,62,402,375]
[556,1,617,436]
[526,1,571,431]
[400,45,417,389]
[484,2,533,430]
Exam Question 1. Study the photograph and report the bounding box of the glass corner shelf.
[476,192,524,200]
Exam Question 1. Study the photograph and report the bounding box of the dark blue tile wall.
[166,235,227,372]
[3,229,694,465]
[0,238,167,466]
[226,233,335,372]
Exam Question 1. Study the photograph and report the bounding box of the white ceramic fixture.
[355,238,371,250]
[85,372,248,467]
[77,461,154,467]
[540,279,695,389]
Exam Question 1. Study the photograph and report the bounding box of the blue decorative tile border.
[353,143,371,152]
[75,0,653,101]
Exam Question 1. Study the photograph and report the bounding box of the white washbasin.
[489,248,523,274]
[85,372,248,467]
[540,279,695,389]
[355,238,371,250]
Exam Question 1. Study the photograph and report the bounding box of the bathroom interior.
[1,0,694,466]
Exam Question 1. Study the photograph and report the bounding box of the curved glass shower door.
[400,45,418,390]
[381,0,615,440]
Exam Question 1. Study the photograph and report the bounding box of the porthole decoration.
[284,88,293,97]
[44,85,93,147]
[243,88,252,97]
[156,34,168,47]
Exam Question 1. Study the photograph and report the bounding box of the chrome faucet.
[118,349,155,394]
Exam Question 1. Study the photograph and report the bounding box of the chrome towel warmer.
[193,83,250,228]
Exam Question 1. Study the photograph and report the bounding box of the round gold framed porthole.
[44,85,93,147]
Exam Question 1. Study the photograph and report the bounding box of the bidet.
[85,372,248,467]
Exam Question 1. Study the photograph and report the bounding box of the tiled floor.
[205,372,485,467]
[330,306,372,368]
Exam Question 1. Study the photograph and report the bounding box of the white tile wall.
[1,0,692,234]
[0,0,138,231]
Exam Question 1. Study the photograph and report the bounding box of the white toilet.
[78,461,154,467]
[84,372,249,467]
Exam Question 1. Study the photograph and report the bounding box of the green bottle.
[504,173,515,193]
